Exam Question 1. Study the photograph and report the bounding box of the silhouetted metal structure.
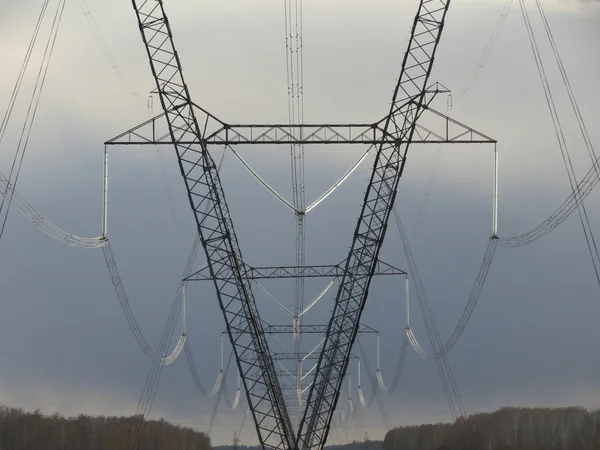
[111,1,495,449]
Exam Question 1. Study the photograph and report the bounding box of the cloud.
[540,0,600,13]
[0,0,600,446]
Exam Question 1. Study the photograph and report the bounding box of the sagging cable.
[210,371,224,397]
[376,370,388,393]
[299,280,335,316]
[0,172,107,248]
[348,375,355,413]
[274,335,292,354]
[184,339,208,396]
[158,283,187,366]
[358,386,367,409]
[209,335,225,397]
[379,332,409,395]
[302,362,318,381]
[304,147,372,214]
[302,337,325,361]
[375,334,387,392]
[278,362,296,381]
[255,281,294,317]
[403,236,499,360]
[159,333,186,366]
[406,327,430,359]
[357,359,368,409]
[232,370,241,411]
[102,240,152,353]
[228,146,298,213]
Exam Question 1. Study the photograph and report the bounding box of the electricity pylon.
[107,1,495,449]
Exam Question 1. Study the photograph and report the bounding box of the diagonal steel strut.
[129,1,294,449]
[296,2,453,449]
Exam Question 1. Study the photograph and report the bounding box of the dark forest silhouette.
[383,407,600,450]
[2,405,600,450]
[0,406,211,450]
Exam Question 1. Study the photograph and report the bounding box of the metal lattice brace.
[186,261,406,281]
[129,2,293,449]
[225,324,379,336]
[104,107,495,146]
[296,2,452,449]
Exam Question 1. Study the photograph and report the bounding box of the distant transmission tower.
[106,1,496,449]
[234,430,240,450]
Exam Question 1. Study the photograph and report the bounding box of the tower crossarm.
[204,123,395,146]
[296,2,452,449]
[261,324,379,335]
[185,260,406,281]
[129,2,294,449]
[223,324,378,337]
[105,109,495,146]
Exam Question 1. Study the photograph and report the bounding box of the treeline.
[383,407,600,450]
[0,406,211,450]
[327,441,384,450]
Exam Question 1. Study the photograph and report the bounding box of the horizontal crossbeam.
[259,324,378,335]
[185,261,406,281]
[105,103,496,147]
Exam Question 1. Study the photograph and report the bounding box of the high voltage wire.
[356,339,391,430]
[284,0,308,424]
[531,0,597,168]
[403,0,600,366]
[126,245,199,450]
[377,332,409,395]
[393,209,467,422]
[77,0,184,256]
[412,0,514,239]
[0,171,106,247]
[3,1,600,444]
[515,0,600,288]
[148,98,187,254]
[0,0,148,248]
[125,149,230,448]
[490,0,600,252]
[0,4,500,412]
[409,95,452,240]
[76,0,140,100]
[454,0,515,106]
[207,350,236,438]
[405,237,499,360]
[0,0,50,150]
[0,0,67,244]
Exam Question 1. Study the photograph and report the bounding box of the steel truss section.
[296,2,453,450]
[105,104,495,147]
[226,324,378,336]
[119,1,493,450]
[186,261,406,281]
[129,2,294,449]
[267,324,377,335]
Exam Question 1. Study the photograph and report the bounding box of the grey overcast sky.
[1,0,600,446]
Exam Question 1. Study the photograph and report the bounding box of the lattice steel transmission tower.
[107,1,495,449]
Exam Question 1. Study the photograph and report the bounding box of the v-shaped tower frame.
[110,1,495,449]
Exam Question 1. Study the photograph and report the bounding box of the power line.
[393,209,467,422]
[516,0,600,288]
[0,0,67,243]
[0,0,50,149]
[454,0,515,106]
[76,0,141,100]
